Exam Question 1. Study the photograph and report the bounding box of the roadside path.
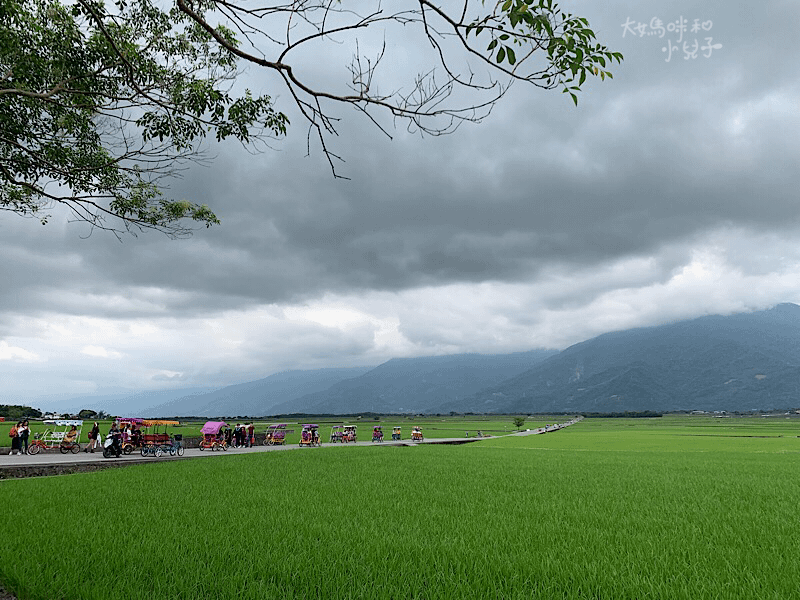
[0,417,581,477]
[512,416,583,436]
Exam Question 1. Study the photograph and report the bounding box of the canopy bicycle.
[264,424,292,446]
[299,424,321,447]
[342,425,357,443]
[138,420,181,457]
[116,418,144,454]
[27,420,83,454]
[199,421,228,451]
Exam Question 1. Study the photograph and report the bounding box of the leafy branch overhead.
[0,0,622,236]
[0,0,287,237]
[465,0,623,105]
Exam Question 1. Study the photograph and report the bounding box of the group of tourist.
[8,420,262,456]
[223,423,256,448]
[7,420,30,455]
[7,420,104,455]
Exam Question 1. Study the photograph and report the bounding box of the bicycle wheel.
[141,447,148,457]
[70,443,80,454]
[177,446,185,457]
[27,443,40,455]
[60,445,69,454]
[155,447,163,457]
[169,447,176,456]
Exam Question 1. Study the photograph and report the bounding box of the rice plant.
[2,418,800,598]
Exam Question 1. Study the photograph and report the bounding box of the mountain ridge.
[450,303,800,414]
[269,350,557,415]
[30,304,800,416]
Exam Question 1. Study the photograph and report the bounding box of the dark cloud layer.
[4,0,800,399]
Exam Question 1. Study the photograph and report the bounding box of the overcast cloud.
[3,0,799,406]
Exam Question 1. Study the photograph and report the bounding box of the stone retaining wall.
[0,460,152,480]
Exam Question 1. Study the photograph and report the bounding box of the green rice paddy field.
[2,415,800,599]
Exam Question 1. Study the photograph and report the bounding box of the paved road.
[0,417,582,472]
[0,437,469,470]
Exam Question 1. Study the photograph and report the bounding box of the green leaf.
[506,46,516,65]
[497,46,506,63]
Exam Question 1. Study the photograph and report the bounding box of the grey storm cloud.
[4,0,800,401]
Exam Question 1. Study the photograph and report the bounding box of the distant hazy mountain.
[147,367,375,417]
[452,303,800,414]
[32,387,217,417]
[270,350,557,414]
[32,305,800,418]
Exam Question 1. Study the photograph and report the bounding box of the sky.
[3,0,799,407]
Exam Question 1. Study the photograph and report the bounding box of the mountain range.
[267,350,556,415]
[148,367,375,416]
[452,303,800,414]
[37,304,800,416]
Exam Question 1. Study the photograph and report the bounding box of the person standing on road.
[19,420,30,455]
[224,426,232,448]
[247,423,255,448]
[92,421,101,451]
[85,421,100,452]
[9,421,21,455]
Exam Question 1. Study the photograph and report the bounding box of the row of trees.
[0,405,42,419]
[0,406,110,420]
[1,0,622,236]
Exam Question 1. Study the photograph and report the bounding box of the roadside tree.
[0,405,43,419]
[1,0,622,236]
